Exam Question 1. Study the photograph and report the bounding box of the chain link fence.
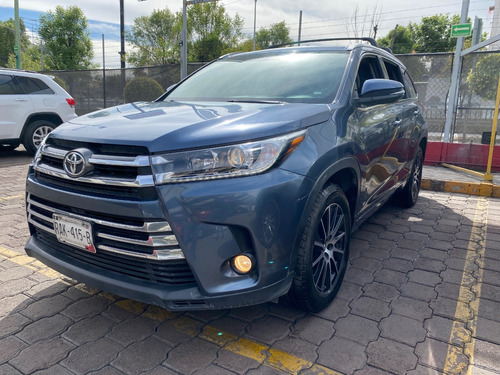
[398,50,500,144]
[44,51,499,145]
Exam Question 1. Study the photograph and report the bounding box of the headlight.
[151,130,306,184]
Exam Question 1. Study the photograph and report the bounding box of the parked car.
[25,39,427,312]
[0,68,77,154]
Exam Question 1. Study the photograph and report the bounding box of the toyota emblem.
[64,151,86,178]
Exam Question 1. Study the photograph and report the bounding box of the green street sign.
[13,45,19,54]
[451,23,472,37]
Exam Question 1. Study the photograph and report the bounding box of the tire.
[394,146,423,208]
[22,120,56,155]
[284,184,351,312]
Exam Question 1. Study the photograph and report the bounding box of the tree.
[38,6,94,70]
[188,2,243,62]
[466,54,500,101]
[255,21,293,49]
[7,45,42,71]
[0,18,30,68]
[414,14,471,53]
[377,24,415,54]
[127,8,181,66]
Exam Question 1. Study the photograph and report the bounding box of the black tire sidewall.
[22,120,55,155]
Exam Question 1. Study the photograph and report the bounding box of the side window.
[0,75,22,95]
[383,60,404,84]
[403,71,417,98]
[16,77,55,95]
[355,56,384,97]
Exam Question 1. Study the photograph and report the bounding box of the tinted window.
[17,76,55,95]
[354,56,384,96]
[167,51,349,104]
[403,71,417,98]
[0,74,22,95]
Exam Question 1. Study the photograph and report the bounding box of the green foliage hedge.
[123,77,163,103]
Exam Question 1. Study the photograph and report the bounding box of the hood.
[50,101,331,153]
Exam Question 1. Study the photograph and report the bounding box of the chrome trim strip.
[27,195,171,233]
[42,145,67,159]
[28,216,53,233]
[97,233,179,247]
[33,163,155,187]
[89,154,151,167]
[98,245,185,260]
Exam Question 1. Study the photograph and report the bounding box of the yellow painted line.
[0,244,341,374]
[443,197,488,374]
[0,193,24,202]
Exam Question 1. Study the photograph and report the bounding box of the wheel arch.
[20,113,63,139]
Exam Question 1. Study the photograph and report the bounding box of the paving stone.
[428,231,457,242]
[24,279,71,300]
[363,282,400,302]
[187,309,228,323]
[380,314,426,346]
[61,338,123,375]
[16,314,73,344]
[479,282,500,302]
[213,348,261,373]
[62,315,116,345]
[107,316,158,346]
[247,365,290,374]
[102,302,139,323]
[403,231,430,242]
[424,315,470,346]
[390,297,432,321]
[481,270,500,288]
[271,336,319,365]
[406,365,444,375]
[292,315,334,345]
[9,337,75,374]
[163,338,219,374]
[334,281,363,302]
[391,248,420,261]
[407,269,442,286]
[483,258,500,272]
[32,364,75,375]
[62,295,111,321]
[382,258,414,273]
[314,296,351,321]
[334,314,379,345]
[247,315,291,345]
[0,313,32,339]
[350,257,383,272]
[430,296,472,322]
[113,337,169,375]
[477,299,500,322]
[416,337,467,372]
[138,366,176,375]
[366,337,417,375]
[204,315,248,337]
[0,336,27,364]
[229,303,269,321]
[414,258,447,274]
[344,267,374,286]
[268,303,306,322]
[0,265,34,282]
[19,294,73,320]
[317,336,366,374]
[401,282,438,301]
[353,365,391,375]
[470,366,500,375]
[0,364,22,375]
[419,248,449,261]
[0,278,38,299]
[471,339,500,373]
[398,238,427,251]
[373,268,407,287]
[154,316,204,346]
[350,296,391,322]
[436,282,474,303]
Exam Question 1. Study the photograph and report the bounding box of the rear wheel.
[284,184,351,312]
[394,146,423,208]
[22,120,56,155]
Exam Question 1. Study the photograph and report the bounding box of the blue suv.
[25,39,427,312]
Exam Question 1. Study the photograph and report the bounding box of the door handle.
[15,98,28,102]
[393,118,402,126]
[413,109,420,116]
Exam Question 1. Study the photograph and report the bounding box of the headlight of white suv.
[151,130,306,184]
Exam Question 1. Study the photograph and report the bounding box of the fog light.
[232,254,254,274]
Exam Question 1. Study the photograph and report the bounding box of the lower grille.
[35,229,196,285]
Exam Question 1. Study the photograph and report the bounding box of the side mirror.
[352,79,405,107]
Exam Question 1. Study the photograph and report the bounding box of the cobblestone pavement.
[1,149,500,375]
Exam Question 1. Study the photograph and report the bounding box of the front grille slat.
[33,140,157,200]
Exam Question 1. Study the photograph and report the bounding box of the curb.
[421,178,500,198]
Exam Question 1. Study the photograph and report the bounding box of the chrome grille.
[27,194,184,261]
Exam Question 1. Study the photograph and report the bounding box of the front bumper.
[25,167,313,310]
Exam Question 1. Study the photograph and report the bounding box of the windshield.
[165,50,349,104]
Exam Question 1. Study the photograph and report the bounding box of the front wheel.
[284,184,351,312]
[22,120,56,155]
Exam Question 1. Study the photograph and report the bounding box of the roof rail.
[268,37,378,49]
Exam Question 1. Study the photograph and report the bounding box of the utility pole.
[253,0,257,50]
[14,0,21,69]
[390,24,398,50]
[443,0,470,143]
[298,11,302,46]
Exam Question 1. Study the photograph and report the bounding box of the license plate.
[53,214,96,253]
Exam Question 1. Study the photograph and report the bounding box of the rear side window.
[355,56,384,96]
[16,76,55,95]
[403,71,417,98]
[0,75,22,95]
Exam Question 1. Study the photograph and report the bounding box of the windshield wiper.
[226,99,285,104]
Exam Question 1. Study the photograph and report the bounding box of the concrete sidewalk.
[422,164,500,198]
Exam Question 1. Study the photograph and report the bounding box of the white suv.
[0,69,77,154]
